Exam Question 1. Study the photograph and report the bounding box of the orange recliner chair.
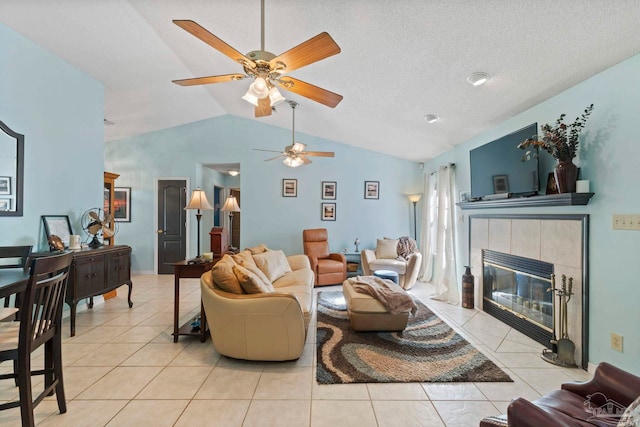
[302,228,346,286]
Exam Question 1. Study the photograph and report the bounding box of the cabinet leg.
[88,297,93,309]
[127,281,133,308]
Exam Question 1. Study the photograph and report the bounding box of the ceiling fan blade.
[255,97,272,117]
[265,154,285,161]
[302,151,335,157]
[270,32,340,73]
[301,156,312,165]
[172,74,245,86]
[173,20,254,69]
[253,148,284,153]
[277,77,343,108]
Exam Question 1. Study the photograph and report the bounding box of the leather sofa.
[200,249,314,361]
[361,238,422,290]
[302,228,347,286]
[479,362,640,427]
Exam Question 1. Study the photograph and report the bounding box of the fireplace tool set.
[541,274,577,367]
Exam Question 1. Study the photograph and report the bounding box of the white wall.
[0,23,104,248]
[424,53,640,374]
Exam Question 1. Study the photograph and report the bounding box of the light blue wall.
[105,115,423,272]
[0,23,104,249]
[424,53,640,374]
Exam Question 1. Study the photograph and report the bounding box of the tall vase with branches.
[518,104,594,193]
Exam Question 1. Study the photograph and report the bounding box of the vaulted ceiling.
[2,0,640,161]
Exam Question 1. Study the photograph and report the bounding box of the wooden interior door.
[157,179,187,274]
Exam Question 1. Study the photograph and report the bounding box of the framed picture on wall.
[322,181,337,200]
[114,187,131,222]
[282,179,297,197]
[0,176,10,195]
[364,181,379,199]
[321,202,336,221]
[41,215,73,248]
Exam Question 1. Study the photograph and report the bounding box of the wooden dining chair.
[0,245,32,321]
[0,252,72,427]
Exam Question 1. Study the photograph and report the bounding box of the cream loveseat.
[361,237,422,290]
[200,245,314,361]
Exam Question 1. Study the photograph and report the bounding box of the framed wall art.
[282,179,297,197]
[364,181,379,199]
[321,202,336,221]
[0,198,10,211]
[114,187,131,222]
[322,181,336,200]
[0,176,10,195]
[41,215,73,248]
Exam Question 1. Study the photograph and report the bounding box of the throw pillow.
[232,264,274,294]
[376,238,398,259]
[253,249,292,282]
[618,395,640,427]
[210,255,244,294]
[246,243,269,255]
[232,250,257,268]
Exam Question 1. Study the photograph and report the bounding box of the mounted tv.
[470,123,539,200]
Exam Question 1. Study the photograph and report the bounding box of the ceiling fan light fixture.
[283,156,304,167]
[228,170,239,176]
[268,86,286,106]
[467,72,490,86]
[242,91,259,106]
[248,77,269,98]
[291,142,306,152]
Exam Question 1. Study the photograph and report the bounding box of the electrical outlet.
[611,333,623,352]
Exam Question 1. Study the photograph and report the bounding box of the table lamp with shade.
[221,195,241,251]
[185,188,213,264]
[408,194,422,240]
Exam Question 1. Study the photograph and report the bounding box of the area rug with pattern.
[316,291,513,384]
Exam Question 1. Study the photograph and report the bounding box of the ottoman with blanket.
[342,276,417,332]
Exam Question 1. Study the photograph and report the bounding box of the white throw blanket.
[349,276,417,315]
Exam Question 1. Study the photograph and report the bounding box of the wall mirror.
[0,119,24,216]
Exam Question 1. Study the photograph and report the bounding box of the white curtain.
[419,165,459,304]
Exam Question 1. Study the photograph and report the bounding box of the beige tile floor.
[0,274,593,426]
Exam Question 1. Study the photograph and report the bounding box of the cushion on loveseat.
[253,249,292,282]
[210,254,244,294]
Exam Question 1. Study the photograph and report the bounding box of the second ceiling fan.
[254,101,334,167]
[172,0,343,117]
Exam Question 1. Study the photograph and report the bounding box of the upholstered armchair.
[361,238,422,290]
[302,228,347,286]
[479,362,640,427]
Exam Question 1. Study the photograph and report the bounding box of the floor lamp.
[221,195,241,252]
[408,194,421,240]
[185,188,213,264]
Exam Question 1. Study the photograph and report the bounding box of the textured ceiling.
[2,0,640,161]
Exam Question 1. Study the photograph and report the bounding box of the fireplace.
[482,250,554,348]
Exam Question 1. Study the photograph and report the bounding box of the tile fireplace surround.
[469,214,589,369]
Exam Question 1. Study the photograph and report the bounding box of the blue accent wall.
[425,53,640,374]
[105,115,423,272]
[0,23,104,249]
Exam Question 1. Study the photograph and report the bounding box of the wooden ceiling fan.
[172,0,343,117]
[254,101,334,167]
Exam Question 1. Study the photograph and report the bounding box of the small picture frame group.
[321,202,336,221]
[364,181,379,199]
[321,181,336,200]
[282,179,297,197]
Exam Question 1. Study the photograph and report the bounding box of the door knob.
[157,229,164,234]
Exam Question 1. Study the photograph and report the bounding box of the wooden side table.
[171,259,216,342]
[344,251,362,278]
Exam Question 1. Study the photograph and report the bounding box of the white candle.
[576,180,590,193]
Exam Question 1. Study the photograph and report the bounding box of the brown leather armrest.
[562,362,640,407]
[507,398,573,427]
[327,253,346,264]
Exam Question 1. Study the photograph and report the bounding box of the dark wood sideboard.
[65,244,133,336]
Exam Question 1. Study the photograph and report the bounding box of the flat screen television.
[470,123,540,199]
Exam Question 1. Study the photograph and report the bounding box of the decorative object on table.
[364,181,379,199]
[518,104,594,193]
[113,187,131,222]
[316,291,512,384]
[186,188,214,264]
[541,274,577,367]
[408,194,421,240]
[171,0,342,118]
[42,215,73,248]
[254,101,335,166]
[321,181,337,200]
[47,235,64,252]
[282,178,297,197]
[80,209,116,249]
[354,237,360,252]
[321,202,336,221]
[461,266,475,309]
[68,235,81,250]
